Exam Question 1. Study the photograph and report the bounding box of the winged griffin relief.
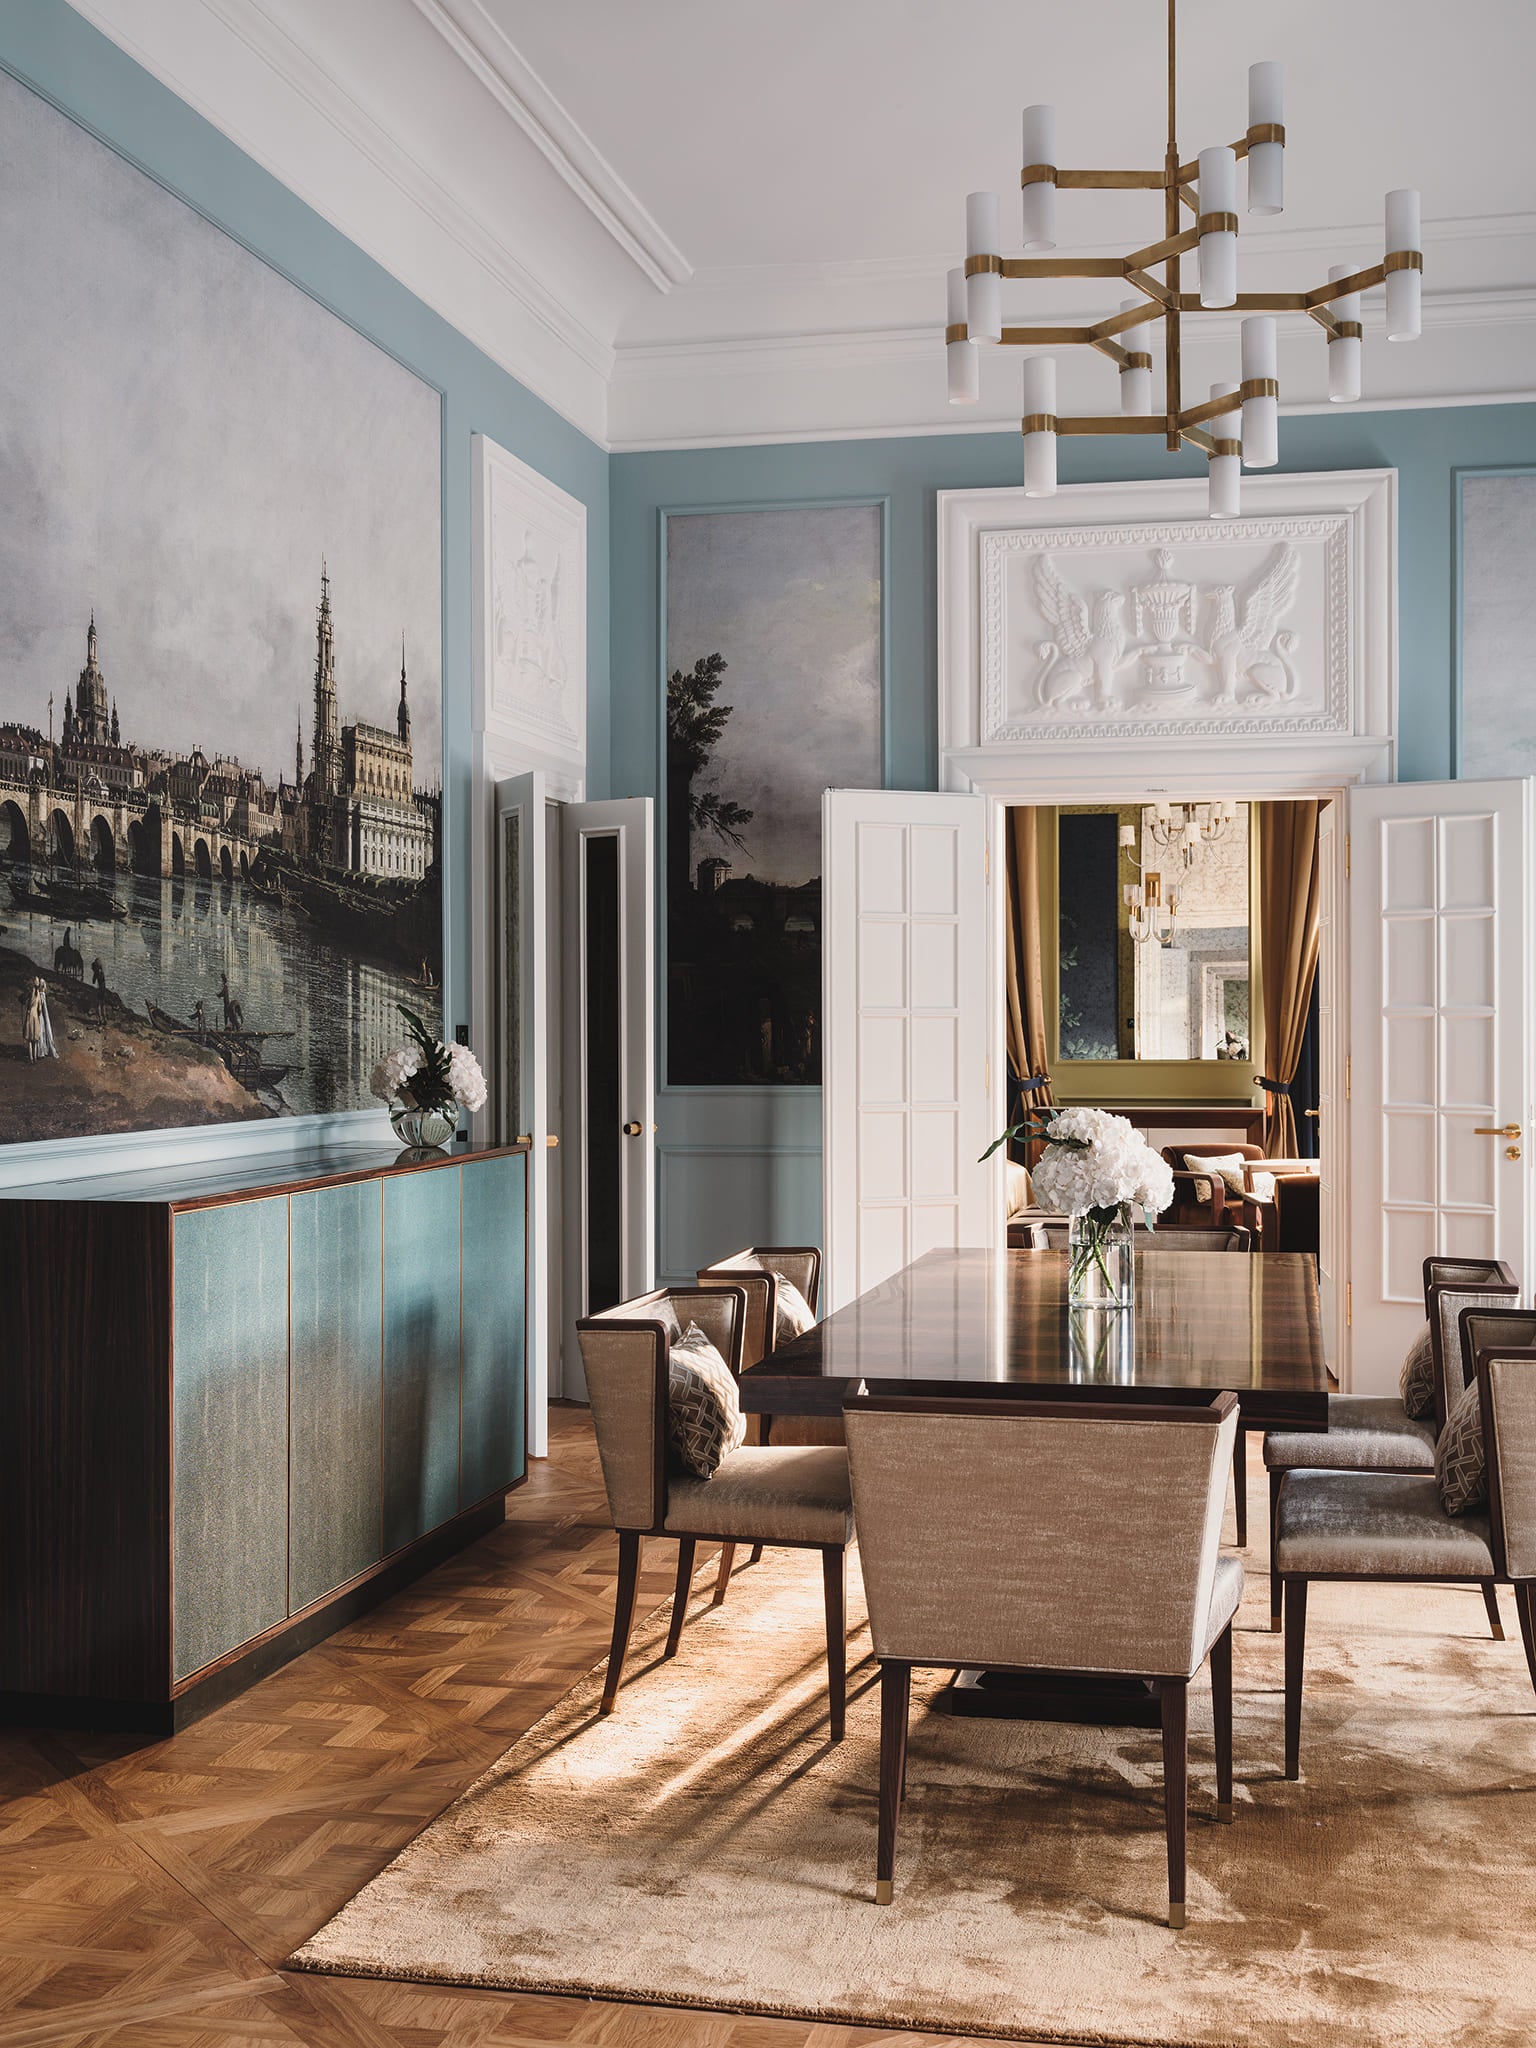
[1032,543,1302,714]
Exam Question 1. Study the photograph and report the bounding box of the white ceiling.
[67,0,1536,447]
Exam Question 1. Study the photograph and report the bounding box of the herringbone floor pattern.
[0,1408,1052,2048]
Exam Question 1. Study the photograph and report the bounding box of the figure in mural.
[1033,560,1129,710]
[218,974,244,1033]
[1203,546,1303,703]
[23,977,56,1062]
[90,957,108,1018]
[53,928,84,979]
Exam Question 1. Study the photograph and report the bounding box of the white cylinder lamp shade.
[1118,297,1154,415]
[1022,355,1057,498]
[1247,61,1284,214]
[1198,147,1238,308]
[1207,380,1241,519]
[1386,188,1422,340]
[1326,263,1362,403]
[965,191,1002,344]
[946,267,979,404]
[1240,315,1279,467]
[1020,104,1057,250]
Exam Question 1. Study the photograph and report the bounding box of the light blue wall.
[0,0,609,1187]
[611,402,1536,1274]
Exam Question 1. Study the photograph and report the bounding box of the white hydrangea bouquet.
[371,1002,488,1149]
[984,1105,1174,1307]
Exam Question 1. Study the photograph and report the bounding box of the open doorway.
[1000,793,1335,1328]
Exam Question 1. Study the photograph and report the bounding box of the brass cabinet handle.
[622,1120,643,1137]
[1474,1124,1522,1138]
[514,1134,561,1147]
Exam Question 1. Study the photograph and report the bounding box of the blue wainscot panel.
[459,1151,527,1507]
[382,1168,462,1553]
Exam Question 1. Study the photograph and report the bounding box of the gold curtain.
[1004,807,1053,1112]
[1256,798,1321,1157]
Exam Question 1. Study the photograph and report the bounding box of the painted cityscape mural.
[0,69,442,1145]
[665,506,883,1085]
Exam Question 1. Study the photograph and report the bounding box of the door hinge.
[984,841,990,883]
[1345,833,1351,878]
[1346,1281,1353,1327]
[1346,1054,1351,1101]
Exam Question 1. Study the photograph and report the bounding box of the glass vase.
[1067,1206,1135,1310]
[389,1101,459,1150]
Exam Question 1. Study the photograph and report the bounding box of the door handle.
[1474,1124,1522,1138]
[622,1120,643,1137]
[1304,1109,1321,1120]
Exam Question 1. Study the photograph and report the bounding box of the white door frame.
[964,775,1355,1380]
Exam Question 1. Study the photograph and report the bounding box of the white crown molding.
[410,0,690,294]
[63,0,614,442]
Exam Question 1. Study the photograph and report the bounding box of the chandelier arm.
[1125,225,1202,271]
[1125,268,1176,310]
[998,325,1096,346]
[1180,426,1219,456]
[1051,168,1171,191]
[999,256,1128,279]
[1177,391,1243,430]
[1090,301,1171,341]
[1305,262,1391,305]
[1052,416,1170,436]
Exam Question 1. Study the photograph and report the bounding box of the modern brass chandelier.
[944,0,1423,514]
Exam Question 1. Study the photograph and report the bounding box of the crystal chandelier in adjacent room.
[944,0,1423,514]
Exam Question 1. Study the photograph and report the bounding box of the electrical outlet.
[454,1023,469,1046]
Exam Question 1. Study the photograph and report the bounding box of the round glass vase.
[1066,1206,1135,1310]
[389,1101,460,1150]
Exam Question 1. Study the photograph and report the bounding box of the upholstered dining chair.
[1262,1256,1520,1632]
[1275,1342,1536,1779]
[1237,1159,1319,1250]
[1161,1142,1266,1228]
[845,1389,1242,1930]
[576,1283,853,1739]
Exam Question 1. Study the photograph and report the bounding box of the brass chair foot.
[1492,1622,1506,1642]
[875,1879,893,1905]
[1216,1800,1234,1822]
[1167,1902,1187,1930]
[1269,1617,1282,1633]
[599,1697,616,1715]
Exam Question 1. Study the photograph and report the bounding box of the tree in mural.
[666,652,754,866]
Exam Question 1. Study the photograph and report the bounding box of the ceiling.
[67,0,1536,447]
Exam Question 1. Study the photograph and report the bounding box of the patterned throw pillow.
[1183,1151,1248,1204]
[1435,1378,1487,1515]
[667,1322,746,1480]
[769,1271,817,1349]
[1399,1322,1436,1419]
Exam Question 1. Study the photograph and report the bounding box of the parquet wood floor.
[0,1407,1060,2048]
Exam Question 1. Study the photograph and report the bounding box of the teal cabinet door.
[460,1153,527,1507]
[172,1199,289,1681]
[382,1167,462,1553]
[290,1180,383,1610]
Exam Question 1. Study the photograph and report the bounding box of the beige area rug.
[291,1538,1536,2046]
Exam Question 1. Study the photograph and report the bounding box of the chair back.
[845,1391,1238,1681]
[1427,1266,1519,1432]
[697,1245,822,1367]
[1164,1143,1266,1165]
[1476,1347,1536,1580]
[1423,1256,1514,1310]
[576,1286,747,1532]
[1458,1306,1536,1400]
[1041,1224,1249,1251]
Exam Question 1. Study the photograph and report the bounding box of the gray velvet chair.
[576,1283,853,1739]
[845,1389,1242,1930]
[1262,1256,1519,1631]
[1276,1342,1536,1779]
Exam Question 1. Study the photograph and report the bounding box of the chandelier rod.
[1164,0,1181,449]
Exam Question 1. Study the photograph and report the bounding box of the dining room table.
[737,1244,1330,1725]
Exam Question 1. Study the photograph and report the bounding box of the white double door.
[493,778,655,1425]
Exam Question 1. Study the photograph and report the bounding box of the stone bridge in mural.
[0,775,267,882]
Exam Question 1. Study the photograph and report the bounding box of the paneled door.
[561,797,655,1394]
[1348,779,1533,1392]
[822,789,997,1312]
[495,769,550,1455]
[1314,799,1343,1370]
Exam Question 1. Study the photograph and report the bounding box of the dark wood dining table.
[738,1245,1329,1432]
[738,1246,1329,1727]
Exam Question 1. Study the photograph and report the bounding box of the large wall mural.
[665,505,883,1087]
[0,69,442,1146]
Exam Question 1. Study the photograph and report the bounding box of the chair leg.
[876,1660,911,1904]
[1210,1623,1234,1822]
[601,1530,642,1714]
[823,1545,847,1743]
[1479,1578,1505,1641]
[1269,1470,1284,1632]
[1160,1678,1188,1929]
[712,1542,736,1605]
[1231,1430,1248,1549]
[1284,1576,1308,1780]
[749,1543,764,1565]
[665,1538,696,1659]
[1515,1583,1536,1701]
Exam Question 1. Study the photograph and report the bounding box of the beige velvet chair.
[576,1283,853,1739]
[1276,1342,1536,1779]
[1262,1255,1519,1632]
[1161,1142,1266,1227]
[845,1389,1242,1929]
[1037,1224,1250,1251]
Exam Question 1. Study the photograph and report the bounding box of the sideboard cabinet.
[1,1140,528,1731]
